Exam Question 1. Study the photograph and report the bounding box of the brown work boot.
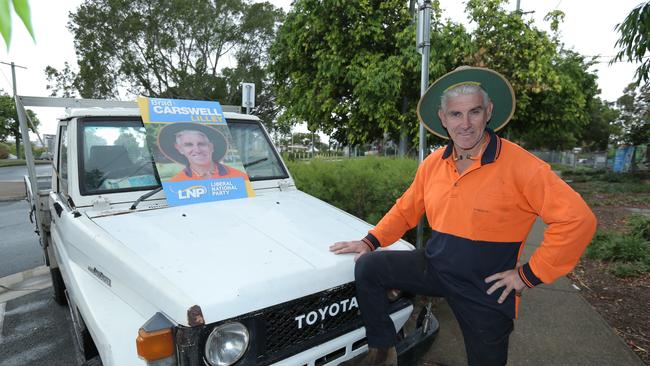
[339,346,398,366]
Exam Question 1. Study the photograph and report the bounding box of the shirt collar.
[441,128,501,165]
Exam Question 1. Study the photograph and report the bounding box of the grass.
[0,159,51,167]
[586,215,650,278]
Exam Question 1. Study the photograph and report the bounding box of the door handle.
[53,202,63,217]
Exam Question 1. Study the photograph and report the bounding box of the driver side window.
[57,126,68,196]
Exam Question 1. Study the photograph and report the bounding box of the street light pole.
[415,0,431,250]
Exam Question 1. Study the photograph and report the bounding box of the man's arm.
[486,164,597,300]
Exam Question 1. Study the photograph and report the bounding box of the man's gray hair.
[175,130,209,145]
[440,84,490,112]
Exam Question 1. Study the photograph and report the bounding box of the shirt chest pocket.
[472,193,517,233]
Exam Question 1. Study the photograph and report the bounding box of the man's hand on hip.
[329,240,371,261]
[485,268,527,304]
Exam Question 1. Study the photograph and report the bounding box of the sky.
[0,0,644,137]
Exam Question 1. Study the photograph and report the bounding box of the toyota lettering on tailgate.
[294,297,359,329]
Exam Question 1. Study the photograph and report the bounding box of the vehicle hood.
[90,189,412,325]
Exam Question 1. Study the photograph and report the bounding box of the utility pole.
[415,0,431,250]
[1,61,29,158]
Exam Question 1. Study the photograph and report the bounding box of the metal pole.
[415,0,431,250]
[11,62,17,95]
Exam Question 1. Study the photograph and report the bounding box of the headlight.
[204,322,250,366]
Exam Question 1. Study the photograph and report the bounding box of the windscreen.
[79,118,287,195]
[80,118,159,195]
[228,121,289,181]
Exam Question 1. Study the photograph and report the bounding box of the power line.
[0,67,12,92]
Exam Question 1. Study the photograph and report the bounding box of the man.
[330,66,597,366]
[157,123,249,182]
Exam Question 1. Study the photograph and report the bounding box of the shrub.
[627,214,650,241]
[587,224,650,278]
[0,142,9,159]
[288,157,418,225]
[287,157,423,243]
[587,231,649,263]
[612,262,650,278]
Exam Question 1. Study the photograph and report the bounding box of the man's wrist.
[518,263,542,288]
[362,233,381,251]
[361,237,375,252]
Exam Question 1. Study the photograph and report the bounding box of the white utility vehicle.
[18,96,438,366]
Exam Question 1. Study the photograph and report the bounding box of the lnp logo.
[177,185,207,200]
[294,296,358,329]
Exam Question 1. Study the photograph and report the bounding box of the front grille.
[260,283,362,363]
[197,283,410,366]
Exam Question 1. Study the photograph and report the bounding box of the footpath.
[0,182,25,202]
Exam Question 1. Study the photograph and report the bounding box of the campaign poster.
[138,97,255,206]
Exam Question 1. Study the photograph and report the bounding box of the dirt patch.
[569,261,650,363]
[569,183,650,364]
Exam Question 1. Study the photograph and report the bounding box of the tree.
[270,0,460,148]
[613,83,650,147]
[271,0,601,150]
[464,1,601,150]
[46,0,284,127]
[0,91,39,158]
[581,98,619,151]
[613,1,650,86]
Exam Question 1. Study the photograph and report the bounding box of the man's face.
[438,92,493,150]
[175,131,214,167]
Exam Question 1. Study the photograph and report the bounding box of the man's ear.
[486,101,494,121]
[438,109,447,129]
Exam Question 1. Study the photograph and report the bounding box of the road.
[0,200,45,278]
[0,164,52,182]
[0,165,51,277]
[0,288,77,366]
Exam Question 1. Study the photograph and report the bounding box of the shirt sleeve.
[518,164,597,287]
[364,158,429,248]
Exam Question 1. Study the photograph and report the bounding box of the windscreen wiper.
[130,187,163,210]
[243,157,268,168]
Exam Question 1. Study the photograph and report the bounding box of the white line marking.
[0,302,6,343]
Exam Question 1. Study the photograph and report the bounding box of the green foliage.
[587,216,650,277]
[627,214,650,241]
[581,98,619,151]
[0,0,34,49]
[612,83,650,147]
[271,0,602,150]
[587,231,649,263]
[48,0,284,128]
[0,141,9,158]
[0,91,39,158]
[287,157,418,225]
[613,1,650,86]
[612,261,650,277]
[270,0,433,146]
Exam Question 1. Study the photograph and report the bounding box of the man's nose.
[461,114,472,128]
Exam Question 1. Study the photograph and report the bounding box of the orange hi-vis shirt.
[362,130,597,318]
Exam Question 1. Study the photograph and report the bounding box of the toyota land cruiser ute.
[17,96,438,366]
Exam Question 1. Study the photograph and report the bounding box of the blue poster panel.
[138,97,255,206]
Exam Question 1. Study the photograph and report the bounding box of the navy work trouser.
[354,249,514,366]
